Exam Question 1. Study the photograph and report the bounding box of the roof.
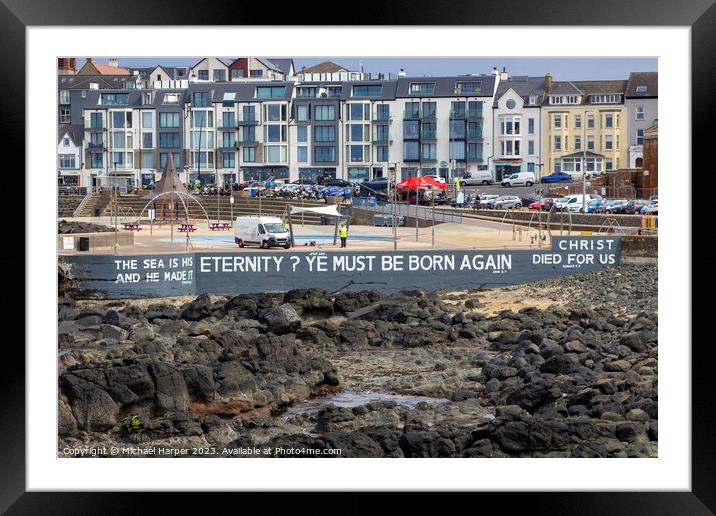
[545,79,628,105]
[396,75,497,98]
[186,81,295,103]
[493,76,546,107]
[625,71,658,98]
[300,61,350,74]
[189,57,232,70]
[267,58,294,76]
[83,89,144,108]
[58,124,83,145]
[58,74,138,90]
[340,80,398,101]
[548,81,583,95]
[255,58,282,72]
[644,121,658,137]
[78,61,130,75]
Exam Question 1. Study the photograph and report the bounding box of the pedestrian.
[474,192,481,211]
[339,224,348,248]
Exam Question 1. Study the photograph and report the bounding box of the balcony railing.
[420,111,437,121]
[420,156,437,163]
[218,122,237,130]
[467,110,483,119]
[403,110,421,120]
[450,110,467,119]
[466,155,484,162]
[421,132,437,141]
[372,135,389,144]
[87,142,104,150]
[237,117,259,125]
[85,123,104,130]
[237,138,259,146]
[373,112,390,122]
[466,131,483,140]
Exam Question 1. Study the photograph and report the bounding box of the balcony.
[87,142,104,150]
[218,123,237,130]
[467,110,483,120]
[420,156,437,163]
[466,155,485,163]
[403,156,420,162]
[421,132,437,142]
[450,110,467,119]
[466,131,483,141]
[372,112,390,122]
[372,134,390,144]
[403,110,421,121]
[236,117,259,126]
[237,138,258,146]
[218,142,237,151]
[85,123,104,130]
[420,111,437,121]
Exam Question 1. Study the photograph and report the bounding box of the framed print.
[4,0,712,509]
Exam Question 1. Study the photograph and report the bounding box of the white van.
[554,194,601,212]
[234,216,291,249]
[456,169,494,186]
[501,172,535,187]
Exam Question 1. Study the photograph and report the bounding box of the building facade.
[625,72,658,168]
[542,78,628,176]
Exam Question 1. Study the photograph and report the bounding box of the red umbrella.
[396,176,429,189]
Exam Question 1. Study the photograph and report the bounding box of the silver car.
[489,195,522,209]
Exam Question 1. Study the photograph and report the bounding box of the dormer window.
[163,93,180,104]
[636,85,647,93]
[409,82,435,95]
[591,94,620,104]
[528,95,537,105]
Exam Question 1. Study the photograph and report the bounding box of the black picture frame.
[4,0,710,510]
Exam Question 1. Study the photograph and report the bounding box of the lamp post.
[112,160,118,255]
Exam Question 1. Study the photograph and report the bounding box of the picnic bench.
[122,223,142,231]
[178,223,196,232]
[209,222,232,231]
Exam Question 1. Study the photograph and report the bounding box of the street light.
[112,160,118,255]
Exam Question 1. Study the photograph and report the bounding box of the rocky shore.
[58,220,116,234]
[58,264,657,458]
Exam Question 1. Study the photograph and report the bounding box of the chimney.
[545,73,553,93]
[491,66,499,77]
[108,58,119,68]
[398,68,406,77]
[86,58,93,63]
[500,66,508,81]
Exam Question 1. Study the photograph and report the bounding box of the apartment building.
[492,75,546,181]
[625,72,658,168]
[542,76,628,176]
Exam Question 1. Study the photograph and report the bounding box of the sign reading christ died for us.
[61,236,620,298]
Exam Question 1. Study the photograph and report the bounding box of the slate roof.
[493,76,547,107]
[545,79,628,106]
[300,61,351,74]
[57,75,138,90]
[396,75,497,98]
[58,124,84,145]
[625,72,658,98]
[267,58,295,77]
[186,81,295,102]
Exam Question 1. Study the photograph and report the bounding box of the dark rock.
[261,303,301,335]
[541,353,581,375]
[323,432,384,458]
[181,294,213,321]
[399,430,457,458]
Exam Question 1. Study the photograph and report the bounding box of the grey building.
[625,72,658,168]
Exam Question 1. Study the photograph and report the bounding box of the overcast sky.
[77,57,657,80]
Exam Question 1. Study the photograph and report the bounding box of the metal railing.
[353,197,463,224]
[58,186,88,195]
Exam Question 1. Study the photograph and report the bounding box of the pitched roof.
[493,76,546,106]
[548,81,583,95]
[396,75,497,98]
[57,74,137,90]
[625,71,658,98]
[58,124,83,145]
[267,58,294,76]
[78,60,130,75]
[572,80,628,95]
[300,61,350,74]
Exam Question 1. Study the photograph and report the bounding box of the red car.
[529,200,545,210]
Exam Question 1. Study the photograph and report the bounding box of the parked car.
[541,198,560,211]
[529,200,544,210]
[489,195,522,209]
[521,194,542,207]
[455,169,494,185]
[479,194,499,208]
[554,194,601,212]
[540,172,573,184]
[234,216,291,249]
[624,200,649,215]
[605,200,630,214]
[501,172,535,187]
[422,174,447,184]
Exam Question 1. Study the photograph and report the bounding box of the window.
[554,136,561,151]
[213,69,226,82]
[63,137,70,146]
[528,140,535,155]
[528,118,535,134]
[296,105,309,122]
[112,132,127,148]
[635,85,647,93]
[90,132,102,147]
[197,70,209,80]
[350,103,369,121]
[404,102,420,119]
[605,135,613,150]
[297,146,308,162]
[636,129,644,145]
[403,121,419,139]
[315,105,335,121]
[403,141,419,160]
[142,152,153,169]
[421,143,436,160]
[553,159,561,173]
[351,85,382,97]
[376,104,390,121]
[527,163,535,172]
[142,112,152,128]
[575,115,581,129]
[231,69,244,79]
[241,105,256,122]
[587,135,595,150]
[467,143,482,161]
[451,101,466,117]
[328,86,342,97]
[159,112,180,128]
[314,126,335,142]
[90,153,103,168]
[59,109,70,124]
[265,124,287,143]
[222,132,236,148]
[501,140,520,156]
[256,86,285,99]
[111,151,132,168]
[410,82,435,95]
[59,90,70,105]
[636,106,645,120]
[553,115,561,129]
[191,151,213,168]
[587,115,595,128]
[100,93,128,105]
[347,168,369,182]
[376,146,388,161]
[296,87,317,98]
[163,93,180,104]
[192,92,210,107]
[223,152,235,168]
[528,95,537,105]
[605,114,613,128]
[159,133,180,148]
[501,117,520,135]
[191,130,214,149]
[449,141,465,160]
[606,159,613,170]
[221,112,235,128]
[349,145,366,162]
[575,135,581,150]
[349,124,367,142]
[81,90,87,98]
[455,81,482,94]
[122,80,136,90]
[243,147,255,162]
[221,93,236,107]
[448,121,466,143]
[314,146,336,163]
[90,112,103,129]
[142,132,153,148]
[421,123,436,140]
[422,102,437,118]
[264,104,286,122]
[297,126,308,143]
[505,99,516,110]
[58,154,75,168]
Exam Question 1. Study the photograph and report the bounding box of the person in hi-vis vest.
[339,224,348,248]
